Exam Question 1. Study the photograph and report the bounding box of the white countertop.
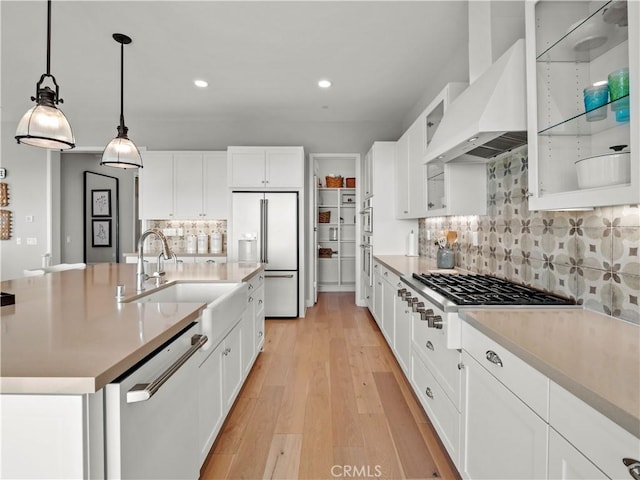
[0,262,263,395]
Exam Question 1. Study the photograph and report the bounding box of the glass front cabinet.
[525,0,639,210]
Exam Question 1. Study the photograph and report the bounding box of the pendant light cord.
[119,40,125,129]
[46,0,51,75]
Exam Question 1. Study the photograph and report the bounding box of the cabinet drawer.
[549,381,640,480]
[412,316,461,409]
[462,322,548,420]
[246,271,265,291]
[411,353,460,465]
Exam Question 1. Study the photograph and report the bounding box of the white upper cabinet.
[140,152,175,219]
[395,118,428,219]
[421,83,488,217]
[525,0,639,210]
[227,146,304,188]
[139,151,227,220]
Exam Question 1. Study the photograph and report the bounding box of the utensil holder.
[437,248,455,269]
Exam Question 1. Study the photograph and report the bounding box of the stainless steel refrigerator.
[230,191,299,317]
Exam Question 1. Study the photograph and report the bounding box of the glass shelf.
[537,1,628,63]
[538,94,629,135]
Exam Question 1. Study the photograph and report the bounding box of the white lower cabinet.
[221,323,243,412]
[461,350,548,480]
[412,353,460,464]
[197,340,224,464]
[548,428,608,480]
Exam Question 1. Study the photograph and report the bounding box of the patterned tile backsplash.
[419,148,640,325]
[143,220,227,254]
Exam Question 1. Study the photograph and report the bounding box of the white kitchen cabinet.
[221,321,243,412]
[395,129,411,217]
[548,428,608,480]
[549,380,640,480]
[139,151,227,220]
[425,161,487,217]
[373,261,383,325]
[393,282,412,376]
[174,152,228,220]
[366,142,418,257]
[242,270,265,376]
[363,148,373,199]
[381,268,398,351]
[461,350,548,480]
[411,352,461,466]
[227,146,304,188]
[396,84,466,219]
[525,1,639,210]
[197,340,224,464]
[140,152,175,219]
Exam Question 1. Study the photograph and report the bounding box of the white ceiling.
[2,1,471,136]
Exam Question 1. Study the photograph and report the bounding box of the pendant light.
[15,0,75,150]
[100,33,142,169]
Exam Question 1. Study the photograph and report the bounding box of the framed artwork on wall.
[92,219,111,247]
[92,189,111,217]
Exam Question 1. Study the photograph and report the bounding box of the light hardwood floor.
[201,292,460,480]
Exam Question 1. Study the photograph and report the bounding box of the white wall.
[0,122,50,280]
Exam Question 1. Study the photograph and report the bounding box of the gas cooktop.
[411,273,575,307]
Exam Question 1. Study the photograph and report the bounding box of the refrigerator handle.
[263,198,269,264]
[259,198,265,263]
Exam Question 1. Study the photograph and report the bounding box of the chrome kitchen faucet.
[136,228,175,293]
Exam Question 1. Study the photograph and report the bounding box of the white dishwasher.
[105,323,207,480]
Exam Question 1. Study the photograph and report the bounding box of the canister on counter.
[197,234,208,253]
[211,232,222,254]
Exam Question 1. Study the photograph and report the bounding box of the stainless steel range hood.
[424,39,527,163]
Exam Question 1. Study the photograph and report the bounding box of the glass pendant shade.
[101,126,142,169]
[15,102,75,150]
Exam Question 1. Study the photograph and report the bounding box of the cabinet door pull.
[425,387,434,399]
[623,458,640,480]
[486,350,503,367]
[426,341,434,351]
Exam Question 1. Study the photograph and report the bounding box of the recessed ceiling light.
[467,137,479,142]
[318,79,332,89]
[194,79,208,88]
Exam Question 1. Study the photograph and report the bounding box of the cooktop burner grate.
[411,273,575,306]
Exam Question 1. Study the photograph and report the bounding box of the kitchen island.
[0,261,264,479]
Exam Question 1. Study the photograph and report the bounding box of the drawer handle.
[248,296,254,303]
[258,299,263,305]
[426,341,434,351]
[486,350,503,367]
[623,458,640,480]
[425,387,434,399]
[127,334,208,403]
[258,331,263,337]
[248,284,254,290]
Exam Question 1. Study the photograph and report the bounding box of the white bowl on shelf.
[566,17,609,51]
[575,150,631,189]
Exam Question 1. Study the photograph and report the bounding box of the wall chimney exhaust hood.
[424,38,527,163]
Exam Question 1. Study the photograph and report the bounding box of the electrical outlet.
[177,228,184,236]
[25,215,34,223]
[16,237,21,245]
[163,228,177,236]
[471,231,479,247]
[66,235,72,244]
[26,237,37,245]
